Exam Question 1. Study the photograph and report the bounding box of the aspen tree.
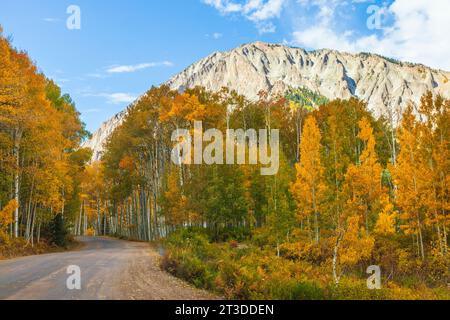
[290,116,326,243]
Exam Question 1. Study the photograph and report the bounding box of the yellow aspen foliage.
[159,93,207,124]
[0,199,18,231]
[85,227,96,237]
[119,155,135,171]
[417,93,449,255]
[163,168,188,227]
[290,116,326,242]
[339,216,375,267]
[81,162,105,199]
[344,117,383,231]
[390,106,429,259]
[374,196,397,236]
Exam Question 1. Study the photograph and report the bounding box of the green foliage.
[2,24,449,301]
[95,85,449,299]
[285,87,329,111]
[50,214,69,247]
[163,229,449,300]
[0,32,92,245]
[164,230,325,299]
[45,79,92,144]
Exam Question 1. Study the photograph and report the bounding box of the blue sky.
[1,0,448,132]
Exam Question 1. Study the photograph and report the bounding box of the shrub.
[161,228,450,300]
[327,278,388,300]
[209,226,251,242]
[266,279,324,300]
[423,246,450,286]
[0,230,10,245]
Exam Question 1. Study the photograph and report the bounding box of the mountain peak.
[84,43,450,161]
[167,41,449,106]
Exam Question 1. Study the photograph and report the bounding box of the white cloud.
[84,92,137,104]
[213,32,223,39]
[87,73,109,79]
[204,0,235,13]
[43,18,60,23]
[204,0,449,70]
[203,0,286,33]
[255,21,276,34]
[102,93,137,104]
[106,61,174,74]
[247,0,285,21]
[83,108,102,114]
[291,0,450,71]
[203,0,244,13]
[293,27,354,52]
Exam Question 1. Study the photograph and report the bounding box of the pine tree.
[50,213,68,247]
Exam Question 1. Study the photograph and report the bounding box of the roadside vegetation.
[0,28,90,257]
[161,229,449,300]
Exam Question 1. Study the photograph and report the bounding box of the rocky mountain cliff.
[83,41,450,161]
[82,109,128,161]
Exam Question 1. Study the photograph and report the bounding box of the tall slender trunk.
[417,217,425,260]
[443,224,448,255]
[37,219,41,243]
[25,176,35,241]
[14,134,20,238]
[391,127,397,165]
[96,197,101,235]
[61,197,65,220]
[410,149,424,260]
[312,186,319,243]
[333,232,343,286]
[77,201,83,236]
[147,194,152,241]
[30,203,36,247]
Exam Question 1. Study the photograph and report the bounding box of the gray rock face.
[83,41,450,161]
[81,109,128,161]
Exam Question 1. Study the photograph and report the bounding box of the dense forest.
[0,28,448,299]
[0,29,91,253]
[79,84,448,299]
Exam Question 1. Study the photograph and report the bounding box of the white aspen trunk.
[25,178,35,242]
[25,200,32,241]
[30,204,36,247]
[14,139,19,238]
[418,218,425,260]
[443,224,448,255]
[78,201,83,236]
[103,203,107,236]
[83,204,87,235]
[96,197,101,235]
[391,126,397,165]
[147,194,151,241]
[37,220,41,243]
[61,191,65,220]
[333,238,341,286]
[312,186,319,243]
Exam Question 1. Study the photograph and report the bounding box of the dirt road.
[0,237,217,300]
